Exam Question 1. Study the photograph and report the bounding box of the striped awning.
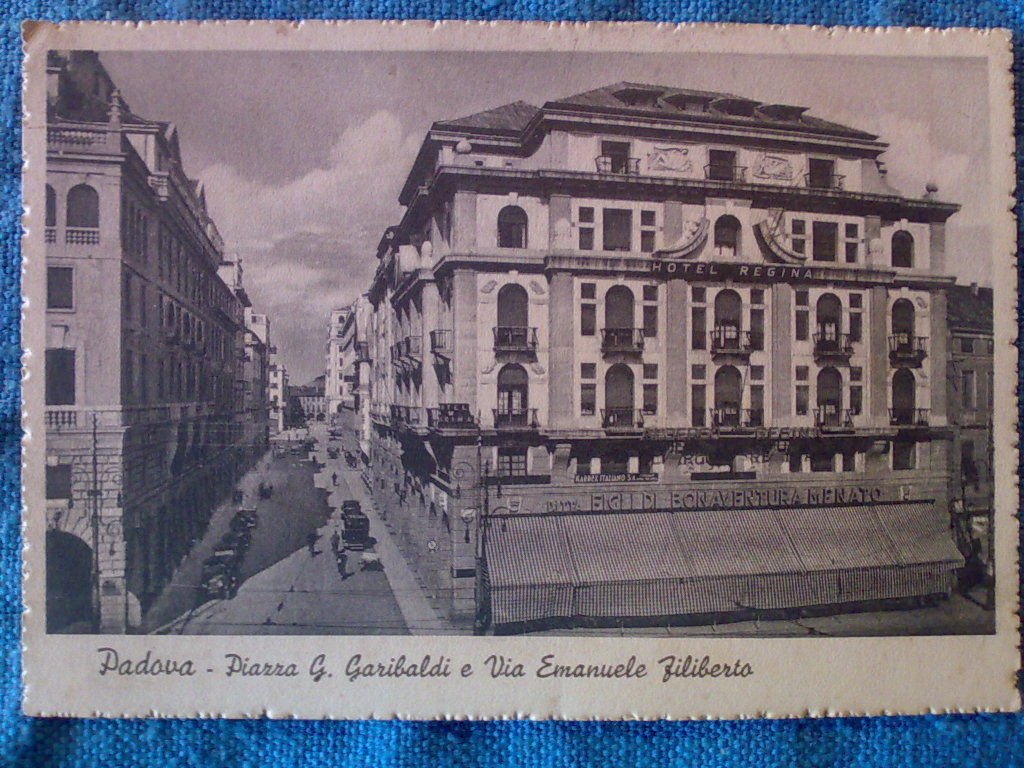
[485,502,963,627]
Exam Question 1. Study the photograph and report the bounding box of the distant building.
[268,347,288,435]
[291,376,327,423]
[43,51,266,632]
[325,307,350,418]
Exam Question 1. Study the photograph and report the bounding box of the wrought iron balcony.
[404,335,422,358]
[813,330,854,360]
[804,172,845,190]
[430,329,453,358]
[888,335,927,367]
[595,155,640,175]
[601,408,643,430]
[709,326,754,357]
[704,164,747,182]
[889,407,930,427]
[710,406,762,429]
[493,326,538,355]
[390,404,424,428]
[600,327,645,355]
[427,403,477,430]
[815,406,853,429]
[492,407,538,430]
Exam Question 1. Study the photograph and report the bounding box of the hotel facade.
[363,82,966,630]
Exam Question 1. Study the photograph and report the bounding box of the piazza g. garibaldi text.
[96,648,753,684]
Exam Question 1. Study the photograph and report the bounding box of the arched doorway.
[495,284,530,350]
[713,215,741,258]
[496,363,529,427]
[816,366,843,426]
[713,289,743,350]
[815,293,843,351]
[497,206,528,248]
[603,285,636,351]
[46,530,94,633]
[891,369,917,424]
[713,365,742,427]
[604,363,635,427]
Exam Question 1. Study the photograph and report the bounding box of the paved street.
[149,440,407,635]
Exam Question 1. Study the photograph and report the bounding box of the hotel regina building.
[365,82,965,630]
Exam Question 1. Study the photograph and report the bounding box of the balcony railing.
[709,326,755,355]
[45,227,56,244]
[493,326,538,354]
[815,406,853,429]
[47,125,111,151]
[601,408,643,430]
[390,404,424,427]
[493,407,538,429]
[65,227,99,245]
[427,404,477,430]
[600,327,645,354]
[709,407,763,429]
[704,164,747,182]
[813,330,853,359]
[430,329,453,357]
[595,155,640,175]
[888,335,928,366]
[889,408,930,427]
[804,173,845,190]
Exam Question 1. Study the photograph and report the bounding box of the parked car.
[258,481,274,499]
[230,507,259,533]
[341,499,361,515]
[200,554,239,600]
[342,509,371,551]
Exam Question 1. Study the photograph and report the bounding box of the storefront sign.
[588,484,886,512]
[647,427,824,443]
[575,472,659,484]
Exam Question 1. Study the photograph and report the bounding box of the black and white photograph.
[22,21,1018,719]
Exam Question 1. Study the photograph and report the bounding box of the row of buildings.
[43,51,277,633]
[338,82,994,631]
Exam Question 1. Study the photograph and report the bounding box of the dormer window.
[612,87,662,108]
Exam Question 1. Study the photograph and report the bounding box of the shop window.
[497,206,528,248]
[892,231,914,268]
[893,439,916,470]
[603,209,632,251]
[47,267,73,310]
[45,464,72,500]
[45,349,75,405]
[811,452,834,472]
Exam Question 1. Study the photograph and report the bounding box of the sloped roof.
[433,100,541,135]
[947,284,993,333]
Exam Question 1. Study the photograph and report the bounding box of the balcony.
[704,164,747,182]
[390,404,425,429]
[430,329,453,359]
[493,407,539,430]
[890,408,930,427]
[427,403,477,431]
[45,407,79,430]
[65,227,99,245]
[888,335,927,367]
[601,408,644,431]
[804,172,845,190]
[595,155,640,175]
[493,326,538,355]
[709,326,755,358]
[711,407,762,430]
[600,327,644,355]
[813,331,854,361]
[45,227,56,244]
[815,406,853,430]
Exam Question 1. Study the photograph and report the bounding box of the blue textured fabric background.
[3,2,1024,765]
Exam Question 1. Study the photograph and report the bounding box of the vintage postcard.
[21,21,1019,718]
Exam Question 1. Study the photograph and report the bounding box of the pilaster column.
[548,272,574,428]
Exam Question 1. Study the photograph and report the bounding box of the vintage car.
[199,553,239,600]
[342,509,371,551]
[230,507,259,533]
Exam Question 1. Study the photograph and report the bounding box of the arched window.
[816,366,843,426]
[891,299,916,353]
[497,206,528,249]
[891,369,917,424]
[45,185,56,228]
[713,289,743,349]
[892,231,914,269]
[815,293,843,349]
[66,184,99,229]
[713,215,741,257]
[495,284,530,350]
[603,285,636,350]
[713,365,742,427]
[496,363,529,426]
[604,363,635,427]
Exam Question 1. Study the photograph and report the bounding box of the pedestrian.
[330,529,340,555]
[332,471,338,486]
[306,531,318,556]
[336,547,348,580]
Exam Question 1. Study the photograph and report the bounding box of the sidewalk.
[314,433,454,635]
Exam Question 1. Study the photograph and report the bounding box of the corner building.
[366,82,964,630]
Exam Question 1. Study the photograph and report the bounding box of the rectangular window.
[123,271,133,319]
[600,140,632,173]
[640,210,657,252]
[580,383,596,416]
[497,448,528,477]
[640,210,656,227]
[139,284,147,327]
[691,385,706,427]
[961,441,979,489]
[708,149,738,181]
[581,363,596,379]
[962,370,976,410]
[581,282,596,300]
[749,385,764,425]
[45,349,75,405]
[640,231,656,251]
[849,311,862,343]
[578,207,594,250]
[45,464,72,500]
[791,219,806,255]
[849,293,862,309]
[796,366,809,381]
[602,209,632,251]
[643,364,658,380]
[811,452,834,472]
[692,286,706,304]
[642,285,658,302]
[961,338,974,353]
[643,304,658,338]
[795,384,809,416]
[751,288,764,305]
[845,241,859,264]
[812,221,838,262]
[47,267,74,309]
[808,158,836,188]
[581,303,596,336]
[691,307,706,350]
[850,366,863,382]
[795,289,809,307]
[795,310,809,341]
[642,384,658,415]
[850,385,863,416]
[893,440,916,471]
[691,364,706,380]
[751,365,764,381]
[750,309,764,350]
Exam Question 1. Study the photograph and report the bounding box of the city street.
[149,440,407,635]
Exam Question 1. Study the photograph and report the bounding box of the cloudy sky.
[102,50,993,383]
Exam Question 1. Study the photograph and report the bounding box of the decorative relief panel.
[645,146,694,175]
[752,153,795,182]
